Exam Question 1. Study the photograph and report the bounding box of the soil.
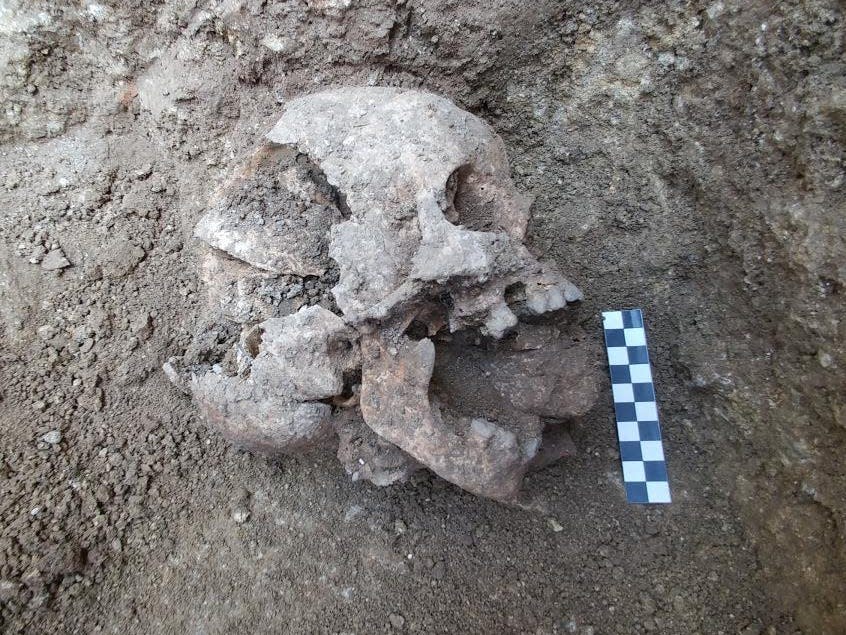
[0,1,844,633]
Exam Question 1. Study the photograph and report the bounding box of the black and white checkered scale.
[601,309,671,504]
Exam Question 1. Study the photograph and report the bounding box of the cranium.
[166,87,599,501]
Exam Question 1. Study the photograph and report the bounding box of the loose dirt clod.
[167,88,599,501]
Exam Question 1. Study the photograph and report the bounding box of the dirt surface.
[0,1,844,633]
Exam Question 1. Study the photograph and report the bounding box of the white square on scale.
[617,421,640,442]
[606,347,629,365]
[635,401,658,421]
[612,383,634,403]
[646,481,672,503]
[629,363,652,383]
[602,311,624,329]
[622,461,646,482]
[624,327,647,347]
[640,440,665,461]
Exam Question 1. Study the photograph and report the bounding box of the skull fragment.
[166,87,600,501]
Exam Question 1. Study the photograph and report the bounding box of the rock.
[41,248,71,270]
[0,579,20,602]
[231,508,250,524]
[95,485,112,503]
[343,505,364,523]
[28,244,45,263]
[657,51,676,67]
[129,312,153,341]
[547,518,564,532]
[40,430,61,444]
[260,33,292,53]
[817,350,834,369]
[285,283,303,298]
[36,325,57,341]
[388,613,405,629]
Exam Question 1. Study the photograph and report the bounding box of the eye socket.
[328,337,354,355]
[404,319,429,341]
[443,164,495,232]
[504,282,526,304]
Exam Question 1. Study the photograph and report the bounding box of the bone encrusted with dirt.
[167,87,599,501]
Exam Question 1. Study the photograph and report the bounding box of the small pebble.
[41,248,71,270]
[388,613,405,629]
[548,518,564,532]
[41,430,61,444]
[817,350,834,368]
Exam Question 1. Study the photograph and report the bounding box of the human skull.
[166,87,599,502]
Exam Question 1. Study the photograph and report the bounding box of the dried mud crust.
[0,1,844,634]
